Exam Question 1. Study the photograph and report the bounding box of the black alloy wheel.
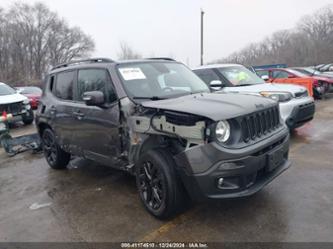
[135,149,189,219]
[138,161,165,211]
[42,128,70,169]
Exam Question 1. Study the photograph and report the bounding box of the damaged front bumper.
[279,96,315,129]
[174,127,291,201]
[286,101,315,129]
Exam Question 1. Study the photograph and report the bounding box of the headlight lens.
[22,99,31,110]
[260,91,293,102]
[215,120,230,143]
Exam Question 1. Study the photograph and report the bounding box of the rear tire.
[135,148,189,219]
[42,128,70,170]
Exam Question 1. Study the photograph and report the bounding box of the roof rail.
[146,57,176,61]
[51,58,114,70]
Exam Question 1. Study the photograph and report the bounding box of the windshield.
[18,87,42,94]
[217,66,265,86]
[117,62,210,99]
[0,84,16,96]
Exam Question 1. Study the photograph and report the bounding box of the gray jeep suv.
[36,58,291,218]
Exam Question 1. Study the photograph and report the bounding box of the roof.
[192,63,242,70]
[49,57,178,73]
[115,58,177,65]
[252,64,287,70]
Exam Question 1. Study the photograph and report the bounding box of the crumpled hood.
[0,93,27,105]
[141,93,276,121]
[221,83,307,96]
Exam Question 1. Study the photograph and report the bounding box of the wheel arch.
[37,122,52,137]
[134,135,185,163]
[137,135,164,161]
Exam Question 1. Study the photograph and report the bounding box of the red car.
[257,68,333,99]
[16,86,42,109]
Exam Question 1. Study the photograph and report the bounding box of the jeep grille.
[240,106,281,142]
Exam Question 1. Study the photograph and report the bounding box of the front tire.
[22,109,34,125]
[135,149,188,219]
[42,128,70,169]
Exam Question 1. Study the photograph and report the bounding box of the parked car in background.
[293,67,333,78]
[36,58,291,219]
[193,64,315,130]
[316,63,333,72]
[16,86,42,110]
[0,82,34,125]
[256,67,333,99]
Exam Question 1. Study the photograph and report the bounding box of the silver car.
[193,64,315,130]
[0,82,34,125]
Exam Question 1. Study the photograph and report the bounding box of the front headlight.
[215,120,231,143]
[260,91,293,102]
[22,99,31,110]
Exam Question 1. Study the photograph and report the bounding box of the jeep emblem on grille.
[255,104,265,109]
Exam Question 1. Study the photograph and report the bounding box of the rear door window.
[54,71,75,100]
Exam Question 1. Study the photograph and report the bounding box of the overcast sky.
[1,0,333,66]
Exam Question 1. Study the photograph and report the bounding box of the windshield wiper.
[235,83,253,87]
[133,96,166,101]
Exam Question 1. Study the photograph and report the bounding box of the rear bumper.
[174,128,291,201]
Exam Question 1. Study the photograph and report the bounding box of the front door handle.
[50,106,56,115]
[73,111,85,120]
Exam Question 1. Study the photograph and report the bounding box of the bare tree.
[117,41,142,60]
[297,6,333,64]
[0,2,95,86]
[214,5,333,67]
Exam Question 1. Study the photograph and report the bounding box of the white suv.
[0,82,34,125]
[193,64,315,130]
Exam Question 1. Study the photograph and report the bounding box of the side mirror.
[209,80,224,90]
[82,91,105,106]
[16,89,23,94]
[288,74,296,78]
[261,75,269,81]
